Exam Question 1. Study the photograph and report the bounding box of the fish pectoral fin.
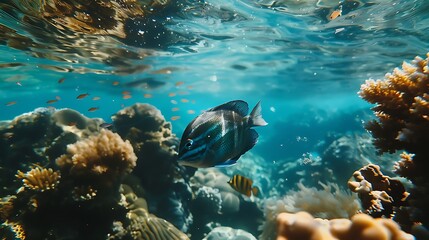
[215,159,238,167]
[207,100,249,116]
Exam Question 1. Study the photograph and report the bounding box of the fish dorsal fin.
[207,100,249,117]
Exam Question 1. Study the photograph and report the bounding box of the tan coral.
[56,128,137,181]
[348,164,408,218]
[16,166,60,192]
[276,211,413,240]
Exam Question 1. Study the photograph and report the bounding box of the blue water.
[0,0,428,239]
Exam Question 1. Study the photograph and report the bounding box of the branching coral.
[56,128,137,188]
[359,53,429,155]
[348,164,409,218]
[359,52,429,226]
[276,211,414,240]
[16,166,60,192]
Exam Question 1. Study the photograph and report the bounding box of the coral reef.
[359,52,429,226]
[0,107,103,196]
[112,103,180,192]
[111,103,193,232]
[260,181,360,240]
[348,164,409,219]
[0,106,190,239]
[276,211,414,240]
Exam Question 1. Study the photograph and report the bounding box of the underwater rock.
[276,211,414,240]
[321,133,399,183]
[348,164,409,219]
[203,226,257,240]
[359,52,429,227]
[260,181,360,240]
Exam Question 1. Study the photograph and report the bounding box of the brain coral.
[276,211,414,240]
[56,128,137,188]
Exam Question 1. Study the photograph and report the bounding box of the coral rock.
[348,164,408,218]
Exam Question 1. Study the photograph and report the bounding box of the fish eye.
[184,139,193,149]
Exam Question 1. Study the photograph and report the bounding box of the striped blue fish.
[177,100,268,168]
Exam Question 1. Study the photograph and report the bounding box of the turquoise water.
[1,0,429,239]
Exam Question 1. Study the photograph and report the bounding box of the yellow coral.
[56,128,137,181]
[276,211,413,240]
[16,166,60,192]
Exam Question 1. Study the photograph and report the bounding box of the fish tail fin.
[248,101,268,127]
[252,186,259,197]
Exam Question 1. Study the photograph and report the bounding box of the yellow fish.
[227,174,259,197]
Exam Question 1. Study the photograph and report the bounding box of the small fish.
[187,110,195,114]
[181,98,189,103]
[329,8,342,20]
[175,81,184,87]
[76,93,89,99]
[171,100,178,105]
[122,94,132,99]
[168,92,176,97]
[178,100,268,168]
[228,174,259,197]
[112,81,120,86]
[16,82,22,86]
[58,77,65,84]
[172,107,180,112]
[46,99,58,104]
[88,107,99,112]
[92,96,101,101]
[171,116,181,121]
[122,90,131,95]
[99,123,113,129]
[5,101,16,106]
[144,93,152,98]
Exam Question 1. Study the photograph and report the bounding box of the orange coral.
[16,166,60,192]
[276,211,413,240]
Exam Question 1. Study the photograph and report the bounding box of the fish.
[46,99,58,104]
[329,8,342,20]
[92,96,101,101]
[5,101,16,106]
[227,174,259,197]
[122,94,132,99]
[58,77,65,84]
[171,116,181,121]
[99,123,113,129]
[177,100,268,168]
[76,93,89,99]
[88,107,99,112]
[143,93,153,98]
